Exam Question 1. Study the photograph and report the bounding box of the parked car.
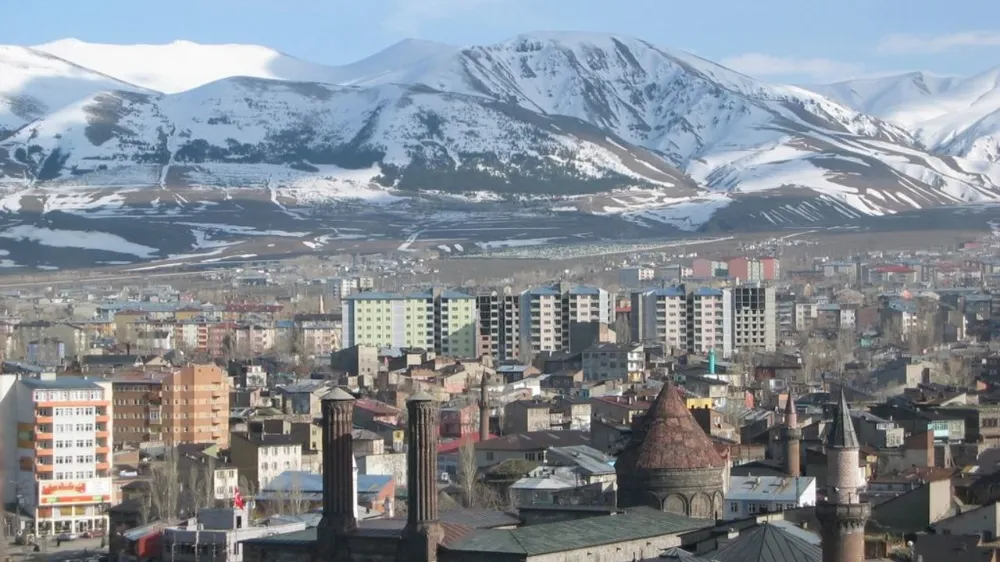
[56,532,79,541]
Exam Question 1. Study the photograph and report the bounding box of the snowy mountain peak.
[33,38,330,94]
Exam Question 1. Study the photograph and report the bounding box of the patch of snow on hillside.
[621,195,733,231]
[0,225,158,257]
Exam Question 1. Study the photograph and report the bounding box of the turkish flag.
[233,487,246,510]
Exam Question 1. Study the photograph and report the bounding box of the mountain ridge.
[0,31,998,253]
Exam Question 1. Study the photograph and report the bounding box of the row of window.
[49,424,96,433]
[54,439,95,448]
[53,471,96,480]
[52,407,97,416]
[54,455,95,464]
[33,390,104,402]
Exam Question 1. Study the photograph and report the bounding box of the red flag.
[233,486,246,510]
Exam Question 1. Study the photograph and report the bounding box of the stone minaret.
[319,388,357,560]
[783,393,801,477]
[402,392,444,562]
[478,375,490,442]
[817,391,870,562]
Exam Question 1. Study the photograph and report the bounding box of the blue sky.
[6,0,1000,83]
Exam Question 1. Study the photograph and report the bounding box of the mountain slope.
[0,46,148,137]
[1,31,999,239]
[808,66,1000,162]
[334,32,998,213]
[0,77,696,198]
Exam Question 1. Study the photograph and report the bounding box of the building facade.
[1,376,114,535]
[519,283,612,356]
[342,289,477,358]
[476,287,521,361]
[731,283,776,353]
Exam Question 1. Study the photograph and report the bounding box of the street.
[6,537,106,562]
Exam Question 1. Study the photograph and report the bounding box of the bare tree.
[239,474,260,516]
[274,473,309,516]
[456,441,504,509]
[184,455,217,515]
[148,450,182,521]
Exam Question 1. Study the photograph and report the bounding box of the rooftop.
[446,506,711,556]
[20,377,104,390]
[476,430,590,452]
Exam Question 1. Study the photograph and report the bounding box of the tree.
[456,440,504,509]
[150,451,181,520]
[274,472,309,516]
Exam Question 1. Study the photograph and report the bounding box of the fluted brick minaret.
[478,375,490,442]
[783,393,801,477]
[817,391,870,562]
[402,392,444,562]
[319,388,357,560]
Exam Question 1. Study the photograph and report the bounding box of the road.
[6,537,105,562]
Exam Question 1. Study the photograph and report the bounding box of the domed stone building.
[615,382,727,518]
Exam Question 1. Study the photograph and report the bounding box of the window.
[730,502,739,513]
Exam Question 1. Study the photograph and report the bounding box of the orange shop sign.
[41,482,86,497]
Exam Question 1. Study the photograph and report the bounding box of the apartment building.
[619,267,655,288]
[630,287,687,351]
[292,313,342,355]
[341,288,477,358]
[519,283,612,355]
[686,287,733,357]
[476,287,521,361]
[111,364,230,449]
[581,342,645,382]
[230,433,303,489]
[0,376,114,535]
[731,283,777,353]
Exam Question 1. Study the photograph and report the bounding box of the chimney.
[319,388,357,559]
[402,392,444,561]
[478,375,490,442]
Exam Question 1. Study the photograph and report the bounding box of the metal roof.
[19,377,103,390]
[826,390,860,449]
[445,506,712,556]
[725,476,815,502]
[711,523,822,562]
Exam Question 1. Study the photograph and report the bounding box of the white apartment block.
[687,287,733,357]
[630,287,687,352]
[732,284,777,353]
[0,375,114,536]
[794,302,819,331]
[633,284,782,358]
[519,283,612,355]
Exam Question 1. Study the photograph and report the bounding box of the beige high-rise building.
[112,364,230,448]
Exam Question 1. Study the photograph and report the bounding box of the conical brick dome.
[617,382,725,472]
[615,382,727,518]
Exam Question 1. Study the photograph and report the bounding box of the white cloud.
[876,31,1000,55]
[720,53,863,81]
[384,0,505,35]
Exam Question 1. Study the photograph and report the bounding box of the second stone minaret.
[817,391,870,562]
[402,392,444,562]
[783,393,801,477]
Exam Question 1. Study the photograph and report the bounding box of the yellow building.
[685,397,714,409]
[343,289,478,358]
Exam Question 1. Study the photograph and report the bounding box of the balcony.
[35,463,54,473]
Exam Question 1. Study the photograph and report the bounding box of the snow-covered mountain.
[808,66,1000,162]
[0,45,149,136]
[0,32,999,266]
